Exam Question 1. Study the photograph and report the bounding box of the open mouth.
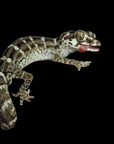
[79,44,100,53]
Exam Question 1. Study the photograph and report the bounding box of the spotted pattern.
[0,73,17,130]
[0,30,101,130]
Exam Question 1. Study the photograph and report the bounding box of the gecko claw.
[12,89,34,105]
[76,61,91,71]
[12,93,19,97]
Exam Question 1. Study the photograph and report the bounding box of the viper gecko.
[0,30,101,130]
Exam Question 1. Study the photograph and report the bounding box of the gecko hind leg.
[12,70,34,105]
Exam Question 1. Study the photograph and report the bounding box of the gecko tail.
[0,72,17,130]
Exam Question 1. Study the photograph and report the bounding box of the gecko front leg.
[12,70,34,105]
[54,54,91,71]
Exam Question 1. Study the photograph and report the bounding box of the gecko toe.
[12,93,19,97]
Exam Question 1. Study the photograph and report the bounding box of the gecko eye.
[74,30,85,41]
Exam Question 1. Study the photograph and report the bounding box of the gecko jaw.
[86,47,100,52]
[79,44,100,53]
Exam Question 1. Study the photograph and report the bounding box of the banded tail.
[0,72,17,130]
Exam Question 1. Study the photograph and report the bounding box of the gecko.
[0,30,101,130]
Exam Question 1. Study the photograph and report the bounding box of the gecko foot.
[12,89,34,105]
[76,61,92,71]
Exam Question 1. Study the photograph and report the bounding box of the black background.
[0,1,106,142]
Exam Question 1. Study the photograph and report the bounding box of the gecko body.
[0,30,101,130]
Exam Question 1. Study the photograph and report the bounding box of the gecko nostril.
[95,41,100,46]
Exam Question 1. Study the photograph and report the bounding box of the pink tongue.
[79,44,99,53]
[79,45,88,53]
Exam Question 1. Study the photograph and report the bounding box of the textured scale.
[0,30,101,130]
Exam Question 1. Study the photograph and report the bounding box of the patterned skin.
[0,30,101,130]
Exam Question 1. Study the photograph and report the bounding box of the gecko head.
[59,30,101,53]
